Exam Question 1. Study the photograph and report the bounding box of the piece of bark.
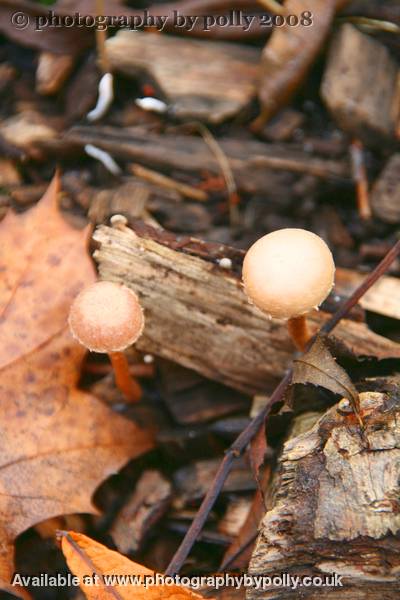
[93,223,400,395]
[371,154,400,223]
[336,267,400,321]
[173,458,255,506]
[88,181,149,224]
[260,109,305,142]
[258,0,345,123]
[0,111,58,158]
[247,391,400,598]
[106,30,259,123]
[321,24,400,145]
[111,470,172,554]
[218,496,252,537]
[36,51,74,95]
[158,361,248,425]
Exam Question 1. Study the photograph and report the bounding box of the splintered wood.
[248,392,400,598]
[321,24,400,144]
[106,30,259,123]
[93,224,400,395]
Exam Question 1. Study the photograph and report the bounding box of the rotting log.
[247,392,400,599]
[93,223,400,395]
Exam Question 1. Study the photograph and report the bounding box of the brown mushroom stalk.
[242,228,335,351]
[109,351,142,402]
[68,281,145,403]
[287,315,309,352]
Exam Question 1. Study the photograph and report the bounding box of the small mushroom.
[242,228,335,350]
[68,281,144,402]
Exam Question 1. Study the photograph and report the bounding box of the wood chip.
[371,154,400,223]
[0,111,57,157]
[321,24,400,144]
[111,470,172,554]
[336,267,400,321]
[36,51,74,95]
[106,30,259,123]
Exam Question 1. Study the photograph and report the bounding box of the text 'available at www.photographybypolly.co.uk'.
[11,571,343,590]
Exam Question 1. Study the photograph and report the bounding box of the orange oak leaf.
[0,174,153,595]
[61,531,214,600]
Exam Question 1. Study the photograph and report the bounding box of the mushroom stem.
[109,351,142,403]
[287,316,310,352]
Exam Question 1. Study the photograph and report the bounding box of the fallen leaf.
[0,174,153,595]
[292,335,360,415]
[256,0,350,125]
[61,531,213,599]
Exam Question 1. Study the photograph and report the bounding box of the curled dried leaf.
[61,531,213,600]
[292,335,361,418]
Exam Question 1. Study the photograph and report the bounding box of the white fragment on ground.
[87,72,114,122]
[84,144,121,176]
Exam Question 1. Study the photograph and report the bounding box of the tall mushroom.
[242,228,335,351]
[68,281,144,402]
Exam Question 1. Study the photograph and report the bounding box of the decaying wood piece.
[321,24,400,145]
[248,392,400,598]
[336,267,400,321]
[66,126,350,200]
[36,51,74,95]
[93,224,400,395]
[106,30,259,123]
[258,0,345,123]
[371,154,400,224]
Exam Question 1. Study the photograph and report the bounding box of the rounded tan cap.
[68,281,144,353]
[242,228,335,319]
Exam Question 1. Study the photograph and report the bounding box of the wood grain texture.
[65,127,350,196]
[93,224,400,395]
[106,30,259,123]
[248,392,400,598]
[321,24,400,145]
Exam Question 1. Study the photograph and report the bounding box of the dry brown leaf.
[257,0,350,123]
[292,336,360,414]
[61,531,213,600]
[0,175,153,595]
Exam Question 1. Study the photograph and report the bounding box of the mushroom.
[68,281,144,402]
[242,228,335,351]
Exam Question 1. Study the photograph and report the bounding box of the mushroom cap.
[68,281,144,353]
[242,228,335,319]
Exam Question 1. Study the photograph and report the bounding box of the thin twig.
[194,122,241,227]
[165,238,400,576]
[350,140,371,220]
